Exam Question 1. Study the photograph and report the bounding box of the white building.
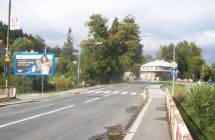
[140,60,172,81]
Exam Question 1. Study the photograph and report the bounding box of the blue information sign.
[170,67,177,75]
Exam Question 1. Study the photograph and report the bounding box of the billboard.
[14,53,55,76]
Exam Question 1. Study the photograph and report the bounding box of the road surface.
[0,83,147,140]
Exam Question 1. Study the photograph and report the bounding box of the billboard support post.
[41,45,47,94]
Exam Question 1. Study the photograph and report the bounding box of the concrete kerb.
[165,91,193,140]
[0,100,34,107]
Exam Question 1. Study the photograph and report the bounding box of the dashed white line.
[113,91,120,94]
[95,91,103,93]
[104,91,111,94]
[86,90,95,93]
[0,105,75,129]
[85,97,100,103]
[121,91,128,95]
[104,93,112,97]
[131,92,137,95]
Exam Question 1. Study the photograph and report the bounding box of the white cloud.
[0,0,214,63]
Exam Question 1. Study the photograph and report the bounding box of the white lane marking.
[121,91,128,95]
[113,91,121,94]
[95,91,103,93]
[123,98,152,140]
[86,90,94,93]
[0,105,75,129]
[104,91,111,94]
[104,93,112,97]
[131,92,137,95]
[140,93,145,96]
[85,97,100,103]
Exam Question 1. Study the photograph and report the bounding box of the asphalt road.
[0,83,147,140]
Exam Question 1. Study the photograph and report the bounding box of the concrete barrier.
[166,95,193,140]
[0,87,16,99]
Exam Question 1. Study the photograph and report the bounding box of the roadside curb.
[166,94,193,140]
[0,100,34,107]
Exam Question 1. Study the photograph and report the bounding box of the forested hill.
[0,21,33,45]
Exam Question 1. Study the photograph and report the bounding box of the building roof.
[143,60,171,67]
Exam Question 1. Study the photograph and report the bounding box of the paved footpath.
[125,84,171,140]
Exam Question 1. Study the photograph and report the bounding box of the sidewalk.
[0,85,106,107]
[125,85,171,140]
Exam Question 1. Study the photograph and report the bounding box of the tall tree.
[60,28,75,61]
[56,28,76,76]
[81,14,143,84]
[156,41,204,80]
[201,64,211,81]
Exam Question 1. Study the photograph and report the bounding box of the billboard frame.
[13,53,55,77]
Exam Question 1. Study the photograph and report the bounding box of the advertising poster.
[14,53,54,76]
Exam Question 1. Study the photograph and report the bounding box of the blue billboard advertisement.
[13,53,55,76]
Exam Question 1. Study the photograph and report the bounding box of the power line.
[18,0,65,40]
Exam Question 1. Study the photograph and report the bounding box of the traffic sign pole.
[172,45,176,97]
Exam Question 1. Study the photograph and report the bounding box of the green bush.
[181,85,215,140]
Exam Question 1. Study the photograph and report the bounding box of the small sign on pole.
[10,16,20,30]
[170,67,177,75]
[171,61,178,68]
[6,67,13,73]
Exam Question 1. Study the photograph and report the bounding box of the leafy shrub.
[181,85,215,140]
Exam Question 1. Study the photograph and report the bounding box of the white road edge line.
[0,105,75,129]
[123,98,152,140]
[104,93,113,97]
[85,97,100,103]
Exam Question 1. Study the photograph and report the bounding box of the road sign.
[6,67,13,73]
[170,67,177,75]
[10,16,20,30]
[171,61,178,68]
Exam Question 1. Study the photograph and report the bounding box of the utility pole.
[171,45,176,97]
[5,0,12,88]
[77,50,80,87]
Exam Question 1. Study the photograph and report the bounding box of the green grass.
[163,82,187,97]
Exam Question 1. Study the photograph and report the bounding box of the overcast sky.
[0,0,215,64]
